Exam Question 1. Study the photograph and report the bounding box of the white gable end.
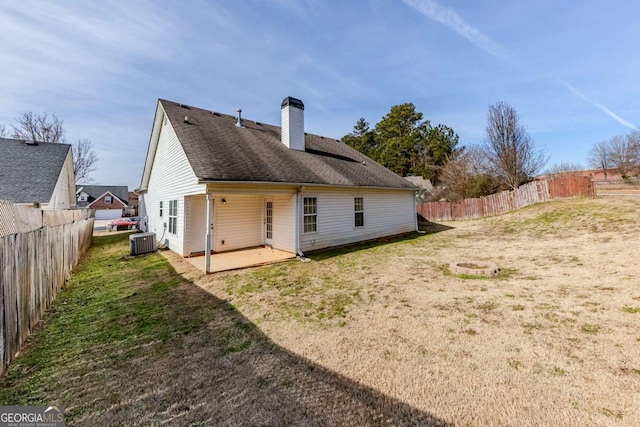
[45,149,76,210]
[144,110,206,255]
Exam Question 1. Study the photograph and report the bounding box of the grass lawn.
[0,233,449,426]
[1,197,639,426]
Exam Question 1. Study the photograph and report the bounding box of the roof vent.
[184,116,190,123]
[25,140,38,146]
[236,109,244,128]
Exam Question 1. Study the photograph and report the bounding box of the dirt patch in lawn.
[188,197,640,426]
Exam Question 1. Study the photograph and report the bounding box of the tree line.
[543,130,640,180]
[0,112,98,184]
[343,101,548,201]
[587,130,640,179]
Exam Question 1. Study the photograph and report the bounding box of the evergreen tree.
[342,118,376,158]
[342,103,460,181]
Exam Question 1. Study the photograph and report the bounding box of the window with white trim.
[354,197,364,227]
[303,197,317,233]
[168,200,178,234]
[105,195,112,204]
[159,201,163,217]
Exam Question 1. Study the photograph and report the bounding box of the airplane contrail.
[402,0,509,61]
[563,82,638,130]
[402,0,638,130]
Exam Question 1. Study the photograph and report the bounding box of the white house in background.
[137,97,418,272]
[0,138,76,209]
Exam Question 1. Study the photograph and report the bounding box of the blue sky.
[1,0,638,189]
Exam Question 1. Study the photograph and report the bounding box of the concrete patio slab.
[186,246,296,273]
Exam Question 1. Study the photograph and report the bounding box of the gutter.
[197,179,417,192]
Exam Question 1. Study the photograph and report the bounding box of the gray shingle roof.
[160,100,416,190]
[75,185,128,207]
[0,138,71,204]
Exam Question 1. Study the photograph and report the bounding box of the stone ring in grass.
[449,261,500,277]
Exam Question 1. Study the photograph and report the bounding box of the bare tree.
[587,140,611,179]
[73,138,98,184]
[440,146,497,200]
[11,111,98,183]
[608,134,637,177]
[482,101,548,190]
[544,162,584,178]
[12,111,66,143]
[628,129,640,173]
[0,124,7,137]
[629,129,640,146]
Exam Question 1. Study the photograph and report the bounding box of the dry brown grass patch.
[191,197,640,426]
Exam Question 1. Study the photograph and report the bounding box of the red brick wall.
[566,168,624,180]
[128,191,139,208]
[90,194,126,210]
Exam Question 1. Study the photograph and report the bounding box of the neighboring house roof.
[87,191,128,208]
[141,99,416,191]
[75,185,129,207]
[0,138,72,204]
[405,176,434,192]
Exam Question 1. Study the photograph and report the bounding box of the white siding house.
[138,97,418,272]
[298,188,415,252]
[144,109,206,255]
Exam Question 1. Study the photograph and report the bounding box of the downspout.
[414,191,426,234]
[295,188,304,257]
[205,192,212,273]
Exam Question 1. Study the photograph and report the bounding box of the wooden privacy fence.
[0,201,94,375]
[593,179,640,196]
[417,176,594,221]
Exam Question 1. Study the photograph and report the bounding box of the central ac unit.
[130,232,156,256]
